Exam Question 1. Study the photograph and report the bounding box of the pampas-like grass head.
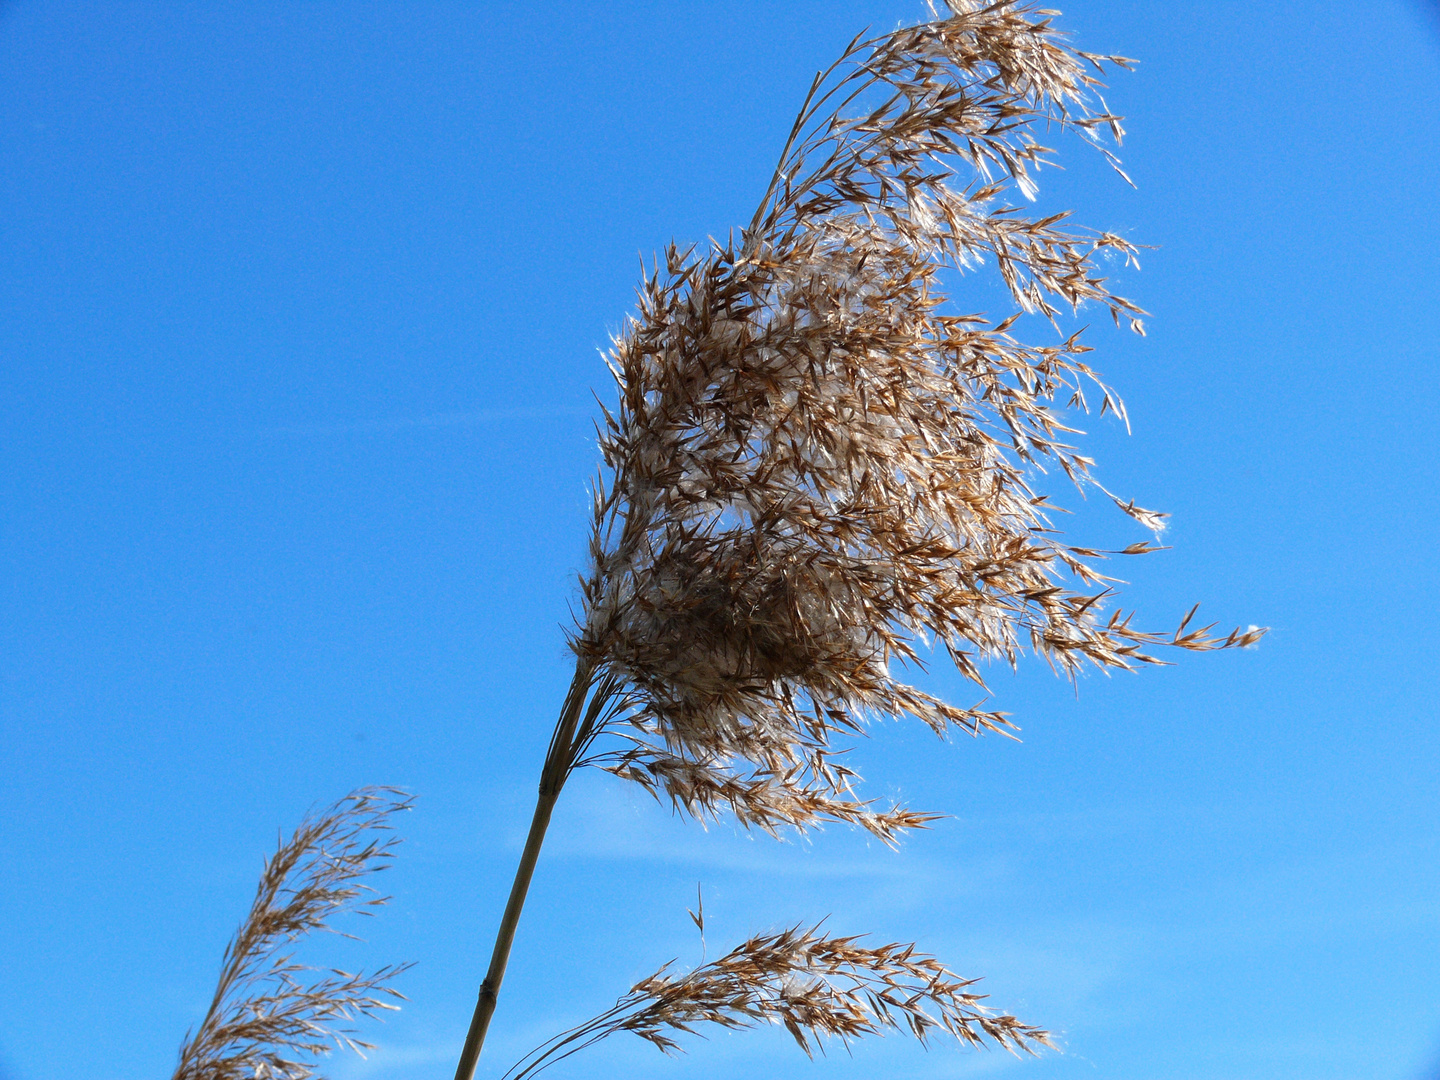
[450,7,1267,1076]
[504,922,1050,1078]
[553,1,1261,842]
[171,788,413,1080]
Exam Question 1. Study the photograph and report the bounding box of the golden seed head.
[567,1,1260,843]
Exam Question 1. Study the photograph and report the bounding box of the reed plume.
[172,788,412,1080]
[503,924,1050,1079]
[454,3,1263,1076]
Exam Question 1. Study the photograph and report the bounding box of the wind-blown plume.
[503,923,1050,1078]
[171,788,413,1080]
[561,0,1261,841]
[451,6,1264,1074]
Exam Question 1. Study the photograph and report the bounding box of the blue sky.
[2,2,1439,1079]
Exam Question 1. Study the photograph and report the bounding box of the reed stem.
[453,660,593,1080]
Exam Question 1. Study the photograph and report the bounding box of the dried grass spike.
[171,787,414,1080]
[449,5,1267,1074]
[567,0,1264,841]
[503,923,1050,1079]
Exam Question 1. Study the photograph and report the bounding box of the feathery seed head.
[504,923,1051,1078]
[558,1,1261,843]
[171,788,413,1080]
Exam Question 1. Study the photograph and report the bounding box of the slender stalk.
[452,786,560,1080]
[454,660,594,1080]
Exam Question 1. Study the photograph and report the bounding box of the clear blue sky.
[2,3,1439,1079]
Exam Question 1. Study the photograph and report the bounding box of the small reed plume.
[453,3,1263,1075]
[172,787,413,1080]
[503,923,1050,1079]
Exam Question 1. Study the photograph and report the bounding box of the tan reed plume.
[454,3,1264,1076]
[171,787,413,1080]
[503,923,1051,1079]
